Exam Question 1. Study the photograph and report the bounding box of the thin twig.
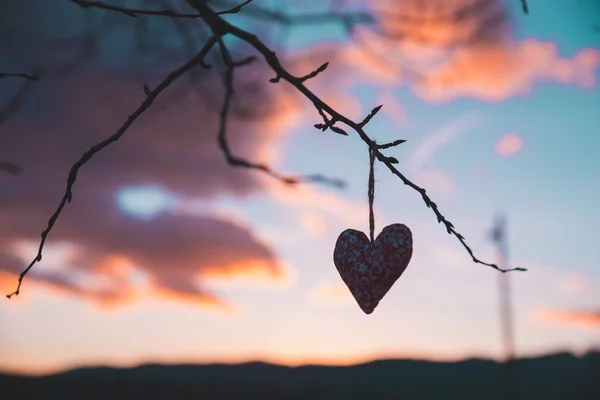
[75,0,345,188]
[378,139,406,149]
[0,161,21,174]
[217,1,374,26]
[69,0,201,18]
[359,104,383,128]
[0,72,40,81]
[6,37,218,298]
[217,0,255,15]
[195,3,347,188]
[0,78,38,131]
[0,31,97,132]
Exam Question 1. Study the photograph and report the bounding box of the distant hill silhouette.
[1,351,599,399]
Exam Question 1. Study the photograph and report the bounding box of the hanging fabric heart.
[333,223,413,314]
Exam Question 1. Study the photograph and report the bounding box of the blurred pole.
[489,213,517,400]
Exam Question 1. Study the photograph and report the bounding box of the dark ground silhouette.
[1,351,599,399]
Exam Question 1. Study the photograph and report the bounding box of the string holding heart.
[333,140,413,315]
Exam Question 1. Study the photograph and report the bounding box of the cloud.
[416,40,600,103]
[495,133,524,157]
[535,309,600,330]
[286,0,600,104]
[368,0,509,45]
[0,60,299,308]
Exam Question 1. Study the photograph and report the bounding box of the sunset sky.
[1,0,599,375]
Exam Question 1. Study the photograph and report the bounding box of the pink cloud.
[495,133,524,157]
[416,40,600,103]
[536,309,600,330]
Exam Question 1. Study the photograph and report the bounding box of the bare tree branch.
[0,72,40,80]
[0,19,101,132]
[217,0,255,15]
[6,0,529,298]
[204,6,343,186]
[189,0,526,273]
[6,36,218,298]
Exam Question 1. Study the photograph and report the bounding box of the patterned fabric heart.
[333,223,413,314]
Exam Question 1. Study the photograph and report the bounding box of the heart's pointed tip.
[361,306,376,315]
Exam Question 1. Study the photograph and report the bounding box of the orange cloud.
[202,259,296,293]
[0,65,295,308]
[201,258,285,281]
[0,268,135,308]
[535,309,600,329]
[495,133,524,157]
[368,0,509,47]
[416,40,600,103]
[2,231,285,310]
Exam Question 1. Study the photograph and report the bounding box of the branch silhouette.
[0,161,21,174]
[71,0,201,18]
[0,72,40,80]
[0,77,38,131]
[7,0,527,298]
[7,37,218,298]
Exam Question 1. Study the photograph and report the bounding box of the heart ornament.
[333,223,413,314]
